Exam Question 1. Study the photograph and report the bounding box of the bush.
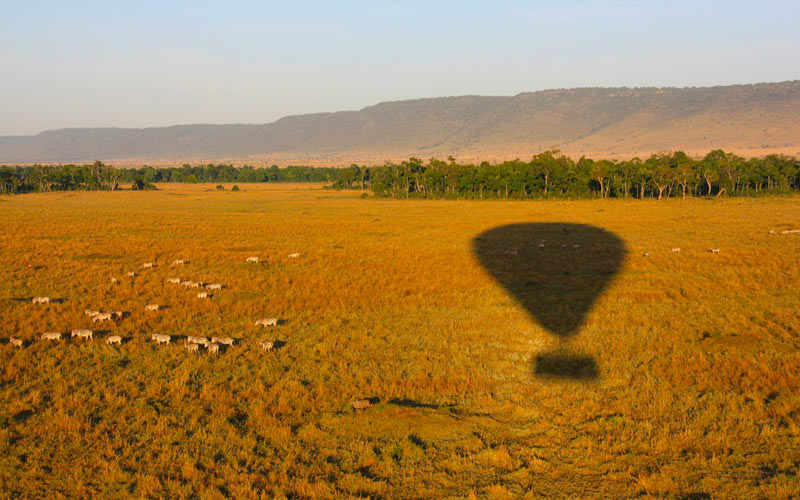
[216,185,224,191]
[232,185,240,192]
[185,174,198,184]
[131,178,157,191]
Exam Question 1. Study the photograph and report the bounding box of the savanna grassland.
[1,184,799,499]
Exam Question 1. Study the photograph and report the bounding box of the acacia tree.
[698,150,725,195]
[629,159,649,198]
[30,166,54,192]
[763,154,799,191]
[673,154,695,199]
[594,159,617,198]
[532,150,562,196]
[646,154,673,200]
[0,167,22,194]
[616,159,638,198]
[335,165,358,189]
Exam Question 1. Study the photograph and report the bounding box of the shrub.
[131,178,157,191]
[232,185,240,192]
[216,185,224,191]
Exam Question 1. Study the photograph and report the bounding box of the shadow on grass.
[10,297,67,304]
[388,398,441,409]
[472,223,626,380]
[13,409,34,423]
[533,352,599,380]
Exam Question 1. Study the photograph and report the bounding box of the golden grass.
[1,183,799,499]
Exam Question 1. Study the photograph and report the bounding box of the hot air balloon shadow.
[472,223,626,380]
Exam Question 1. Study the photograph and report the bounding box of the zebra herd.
[5,256,286,356]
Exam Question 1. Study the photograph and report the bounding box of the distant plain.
[1,184,798,499]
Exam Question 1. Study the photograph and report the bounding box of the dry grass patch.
[1,185,799,498]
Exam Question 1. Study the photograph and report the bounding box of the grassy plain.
[1,184,799,499]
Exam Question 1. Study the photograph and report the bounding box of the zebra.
[255,318,279,327]
[71,329,93,340]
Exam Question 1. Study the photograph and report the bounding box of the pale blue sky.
[1,0,797,135]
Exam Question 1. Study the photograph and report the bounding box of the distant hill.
[2,81,799,165]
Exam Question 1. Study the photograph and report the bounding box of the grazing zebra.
[205,283,223,290]
[709,248,721,254]
[10,337,23,348]
[93,312,113,323]
[211,337,234,346]
[145,304,160,312]
[32,296,50,304]
[288,253,300,258]
[171,259,185,266]
[642,252,651,257]
[246,256,259,263]
[258,339,274,352]
[255,318,279,327]
[152,334,171,345]
[110,277,119,284]
[85,309,101,317]
[185,342,199,354]
[197,292,210,299]
[671,248,681,253]
[71,329,93,340]
[41,332,62,341]
[142,262,155,268]
[126,271,136,277]
[207,343,219,355]
[106,335,122,345]
[166,277,181,284]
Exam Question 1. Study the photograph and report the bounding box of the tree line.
[1,150,799,198]
[0,162,338,194]
[331,150,800,199]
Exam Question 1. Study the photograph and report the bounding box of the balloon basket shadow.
[532,350,599,380]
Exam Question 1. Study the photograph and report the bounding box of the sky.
[0,0,798,136]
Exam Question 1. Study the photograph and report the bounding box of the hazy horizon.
[2,0,798,136]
